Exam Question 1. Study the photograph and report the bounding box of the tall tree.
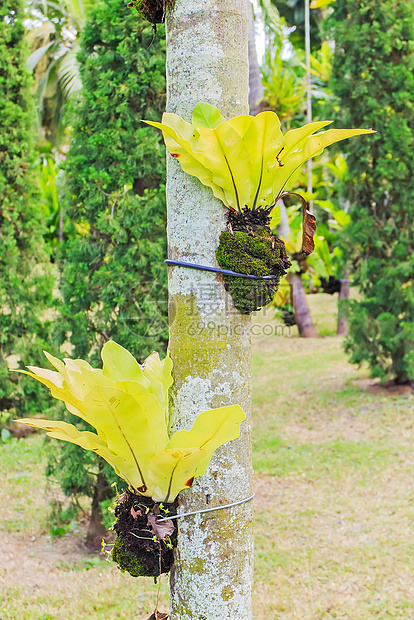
[165,1,253,617]
[47,0,168,543]
[329,0,414,384]
[0,0,54,420]
[26,0,93,145]
[58,0,168,363]
[248,0,264,115]
[270,0,323,50]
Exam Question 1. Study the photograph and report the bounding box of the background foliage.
[58,0,168,363]
[329,0,414,384]
[46,0,168,533]
[0,0,54,421]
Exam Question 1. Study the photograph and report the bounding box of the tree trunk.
[86,473,110,549]
[166,2,253,618]
[287,272,317,337]
[247,0,264,115]
[337,269,350,336]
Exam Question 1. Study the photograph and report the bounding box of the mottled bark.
[247,0,264,115]
[287,272,317,337]
[165,1,253,618]
[337,269,350,336]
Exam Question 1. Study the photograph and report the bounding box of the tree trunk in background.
[86,490,106,549]
[248,0,264,114]
[86,473,110,549]
[287,272,317,337]
[166,1,253,618]
[337,269,350,336]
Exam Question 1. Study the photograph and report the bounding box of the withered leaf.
[279,191,316,256]
[145,611,169,620]
[302,207,316,256]
[147,512,175,541]
[117,491,128,504]
[151,504,160,516]
[130,505,142,520]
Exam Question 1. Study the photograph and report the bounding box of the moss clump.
[112,535,149,577]
[128,0,172,24]
[216,227,291,314]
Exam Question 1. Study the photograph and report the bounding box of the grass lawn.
[1,294,413,619]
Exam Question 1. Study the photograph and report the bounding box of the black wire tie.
[164,259,279,280]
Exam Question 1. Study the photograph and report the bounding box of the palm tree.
[25,0,93,145]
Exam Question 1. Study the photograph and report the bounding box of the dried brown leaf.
[145,611,169,620]
[117,491,128,504]
[302,207,316,256]
[130,505,142,520]
[147,512,175,541]
[279,191,316,256]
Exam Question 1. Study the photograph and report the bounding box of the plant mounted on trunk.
[14,341,245,578]
[145,103,374,313]
[128,0,172,26]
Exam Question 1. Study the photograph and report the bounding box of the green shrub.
[0,0,54,419]
[49,0,168,535]
[329,0,414,384]
[57,0,168,362]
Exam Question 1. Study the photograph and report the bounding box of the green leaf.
[27,41,54,71]
[192,102,226,130]
[330,209,351,228]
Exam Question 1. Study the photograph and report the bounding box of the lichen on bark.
[166,0,253,617]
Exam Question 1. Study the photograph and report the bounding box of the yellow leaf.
[242,111,285,210]
[145,104,374,212]
[147,447,206,503]
[14,418,146,491]
[274,125,375,198]
[198,122,251,210]
[101,340,144,382]
[15,344,246,503]
[43,350,70,378]
[310,0,334,7]
[143,116,227,206]
[167,404,245,477]
[15,369,87,420]
[63,361,114,401]
[142,350,173,410]
[227,114,254,139]
[83,386,158,488]
[25,365,63,388]
[112,380,169,451]
[273,277,291,307]
[282,121,333,159]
